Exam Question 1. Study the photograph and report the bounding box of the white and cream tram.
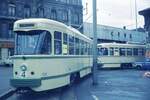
[10,18,93,92]
[97,43,145,68]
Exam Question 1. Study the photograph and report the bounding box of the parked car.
[133,58,150,70]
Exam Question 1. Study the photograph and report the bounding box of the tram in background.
[97,43,146,69]
[10,18,93,92]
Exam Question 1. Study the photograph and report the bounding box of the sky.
[82,0,150,29]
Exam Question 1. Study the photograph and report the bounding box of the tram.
[10,18,93,92]
[97,43,145,68]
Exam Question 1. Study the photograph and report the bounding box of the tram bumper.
[10,78,41,88]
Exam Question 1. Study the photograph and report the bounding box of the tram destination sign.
[19,23,35,28]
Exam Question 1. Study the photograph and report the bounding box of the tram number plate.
[21,71,26,77]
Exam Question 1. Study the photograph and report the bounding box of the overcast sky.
[82,0,150,29]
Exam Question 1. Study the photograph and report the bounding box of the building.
[0,0,83,65]
[37,0,83,32]
[84,22,146,44]
[139,8,150,58]
[139,8,150,43]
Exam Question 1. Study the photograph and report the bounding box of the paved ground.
[0,66,12,95]
[1,67,150,100]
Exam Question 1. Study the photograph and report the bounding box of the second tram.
[97,43,145,68]
[10,18,93,92]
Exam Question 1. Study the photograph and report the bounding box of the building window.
[124,33,126,38]
[8,23,14,38]
[111,32,113,39]
[74,13,79,24]
[118,32,120,37]
[37,7,44,17]
[51,9,57,20]
[8,4,16,16]
[62,11,68,21]
[24,5,31,18]
[129,34,132,40]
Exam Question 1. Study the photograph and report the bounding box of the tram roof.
[97,42,145,47]
[14,18,92,42]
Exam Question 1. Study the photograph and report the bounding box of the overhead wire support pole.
[92,0,98,85]
[135,0,138,31]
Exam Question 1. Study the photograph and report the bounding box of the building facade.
[0,0,83,65]
[139,8,150,58]
[84,23,146,44]
[139,8,150,43]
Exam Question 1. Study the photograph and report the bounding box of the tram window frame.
[87,43,90,55]
[81,40,84,55]
[63,33,68,55]
[85,42,88,55]
[109,47,114,56]
[99,48,108,56]
[75,37,79,55]
[40,31,52,54]
[139,48,144,56]
[54,31,62,55]
[69,35,74,55]
[133,48,138,56]
[119,48,126,56]
[127,48,132,56]
[79,39,82,55]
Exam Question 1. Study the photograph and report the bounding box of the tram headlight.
[20,64,27,71]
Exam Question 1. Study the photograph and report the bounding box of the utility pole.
[135,0,138,31]
[92,0,98,85]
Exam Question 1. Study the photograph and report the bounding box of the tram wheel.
[136,65,141,70]
[69,72,80,85]
[70,73,76,85]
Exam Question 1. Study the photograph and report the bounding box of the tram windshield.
[15,30,51,55]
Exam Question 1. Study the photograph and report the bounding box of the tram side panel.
[12,56,92,91]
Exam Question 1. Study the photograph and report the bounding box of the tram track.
[0,89,16,100]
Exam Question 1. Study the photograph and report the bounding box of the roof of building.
[139,8,150,15]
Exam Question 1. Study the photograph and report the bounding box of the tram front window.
[15,30,51,55]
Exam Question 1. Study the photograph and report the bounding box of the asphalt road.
[1,67,150,100]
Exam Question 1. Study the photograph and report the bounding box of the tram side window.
[69,35,74,55]
[79,39,82,55]
[109,47,114,56]
[40,32,51,54]
[85,42,88,55]
[75,38,79,55]
[133,48,138,56]
[54,31,62,55]
[81,40,84,55]
[127,48,132,56]
[98,48,108,56]
[139,48,145,56]
[89,44,92,55]
[87,43,90,55]
[119,48,126,56]
[63,33,68,55]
